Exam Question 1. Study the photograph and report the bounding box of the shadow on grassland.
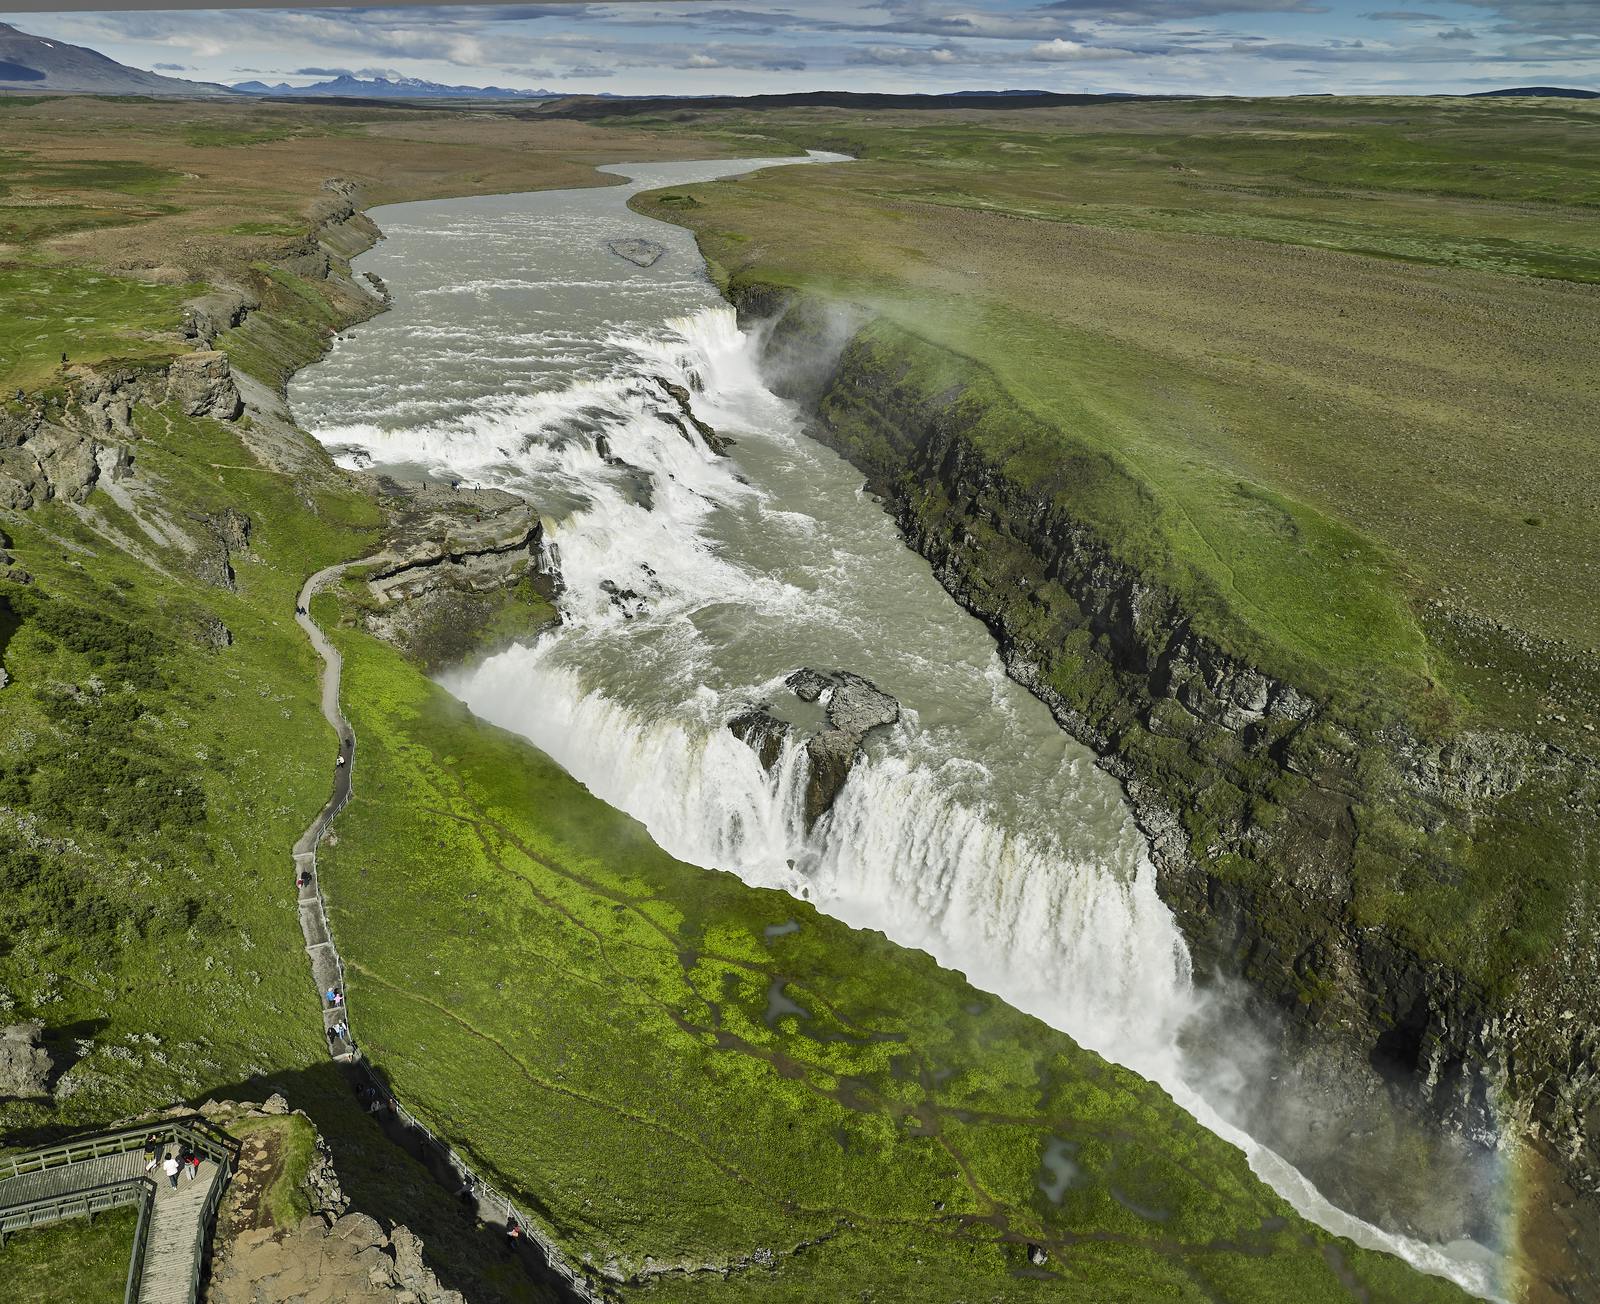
[200,1060,571,1304]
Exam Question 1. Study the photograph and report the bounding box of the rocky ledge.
[192,1096,468,1304]
[351,482,561,670]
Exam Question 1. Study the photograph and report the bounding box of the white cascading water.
[293,159,1501,1298]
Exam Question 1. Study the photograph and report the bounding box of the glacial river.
[289,153,1499,1296]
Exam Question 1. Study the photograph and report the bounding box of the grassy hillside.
[0,94,1509,1301]
[0,94,732,1300]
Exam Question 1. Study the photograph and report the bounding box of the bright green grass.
[0,1204,137,1304]
[313,612,1469,1302]
[0,264,192,388]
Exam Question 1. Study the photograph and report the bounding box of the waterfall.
[296,165,1502,1296]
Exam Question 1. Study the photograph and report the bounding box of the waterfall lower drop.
[441,307,1495,1298]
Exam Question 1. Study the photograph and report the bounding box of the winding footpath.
[293,563,358,1062]
[291,562,603,1303]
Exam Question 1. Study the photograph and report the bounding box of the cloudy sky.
[5,0,1595,95]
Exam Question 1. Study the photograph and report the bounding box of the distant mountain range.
[1467,86,1598,98]
[0,20,230,96]
[231,74,565,101]
[0,20,1591,107]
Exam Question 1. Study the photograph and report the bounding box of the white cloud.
[1027,36,1135,59]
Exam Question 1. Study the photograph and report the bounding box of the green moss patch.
[315,612,1468,1300]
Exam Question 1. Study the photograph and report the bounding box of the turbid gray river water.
[289,153,1501,1297]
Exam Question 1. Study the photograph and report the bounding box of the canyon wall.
[733,283,1600,1215]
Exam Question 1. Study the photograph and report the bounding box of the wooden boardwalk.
[0,1123,235,1303]
[137,1159,219,1304]
[0,1148,142,1212]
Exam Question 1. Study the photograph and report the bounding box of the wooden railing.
[0,1117,239,1304]
[0,1175,151,1240]
[184,1143,234,1304]
[357,1070,605,1302]
[0,1117,237,1183]
[299,574,604,1302]
[124,1177,155,1304]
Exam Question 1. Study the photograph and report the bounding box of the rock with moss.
[166,350,243,421]
[730,667,899,826]
[0,1021,51,1098]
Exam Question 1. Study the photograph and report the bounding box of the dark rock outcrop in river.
[652,377,732,454]
[608,238,666,268]
[730,668,900,828]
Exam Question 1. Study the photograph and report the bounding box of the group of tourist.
[141,1133,201,1190]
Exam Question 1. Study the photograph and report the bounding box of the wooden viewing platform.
[0,1120,237,1304]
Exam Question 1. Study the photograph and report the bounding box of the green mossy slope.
[315,607,1469,1302]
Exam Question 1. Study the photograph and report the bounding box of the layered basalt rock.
[355,491,561,671]
[167,349,244,421]
[0,369,149,510]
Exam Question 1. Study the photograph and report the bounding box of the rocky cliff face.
[350,487,560,671]
[732,283,1600,1216]
[0,365,158,511]
[196,1096,469,1304]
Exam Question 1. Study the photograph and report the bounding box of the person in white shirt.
[162,1154,180,1189]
